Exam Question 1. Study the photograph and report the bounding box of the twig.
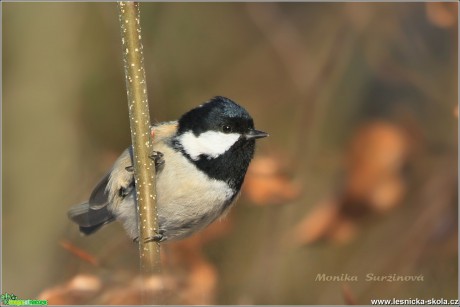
[60,240,100,267]
[117,2,160,276]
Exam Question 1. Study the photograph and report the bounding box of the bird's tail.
[67,202,115,235]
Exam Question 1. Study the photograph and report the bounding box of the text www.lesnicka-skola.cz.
[371,298,459,305]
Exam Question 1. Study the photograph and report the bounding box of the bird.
[68,96,268,242]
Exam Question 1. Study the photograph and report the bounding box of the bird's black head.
[173,96,268,190]
[177,96,254,136]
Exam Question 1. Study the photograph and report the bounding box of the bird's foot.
[144,229,166,243]
[149,151,165,169]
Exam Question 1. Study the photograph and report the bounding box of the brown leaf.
[180,262,217,305]
[67,274,102,293]
[369,176,405,212]
[293,199,339,245]
[243,155,301,205]
[426,2,457,29]
[329,216,359,245]
[345,121,409,209]
[38,274,102,305]
[38,286,75,305]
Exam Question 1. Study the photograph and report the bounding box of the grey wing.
[67,173,116,234]
[88,172,111,210]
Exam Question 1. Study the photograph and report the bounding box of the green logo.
[1,293,47,306]
[1,293,18,304]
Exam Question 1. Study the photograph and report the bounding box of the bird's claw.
[144,229,166,243]
[126,151,164,172]
[133,230,165,244]
[149,151,165,168]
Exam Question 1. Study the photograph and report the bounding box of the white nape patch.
[179,131,240,160]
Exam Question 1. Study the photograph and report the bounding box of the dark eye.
[222,125,232,133]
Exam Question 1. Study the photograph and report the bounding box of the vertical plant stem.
[117,2,160,276]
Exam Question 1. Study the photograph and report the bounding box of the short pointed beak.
[245,129,269,140]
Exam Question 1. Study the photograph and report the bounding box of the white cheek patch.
[179,131,240,160]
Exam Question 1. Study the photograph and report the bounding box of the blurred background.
[3,2,458,305]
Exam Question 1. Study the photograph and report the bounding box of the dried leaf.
[426,2,457,29]
[38,274,102,305]
[369,176,405,212]
[293,199,339,245]
[345,121,409,209]
[329,217,359,245]
[243,155,301,205]
[67,274,102,293]
[180,262,217,305]
[38,286,74,305]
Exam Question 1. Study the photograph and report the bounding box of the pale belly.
[113,143,236,241]
[154,144,235,240]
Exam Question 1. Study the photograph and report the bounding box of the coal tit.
[68,96,268,242]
